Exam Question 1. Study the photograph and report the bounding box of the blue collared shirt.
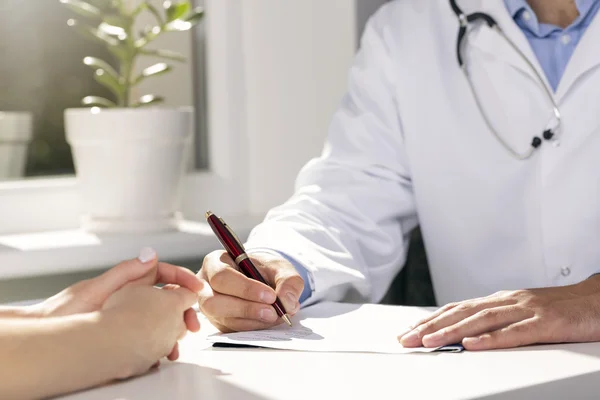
[504,0,600,91]
[267,1,600,305]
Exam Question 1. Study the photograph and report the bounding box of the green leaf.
[163,0,190,22]
[82,96,117,108]
[67,19,118,46]
[185,7,204,24]
[133,94,165,107]
[139,48,186,62]
[142,63,171,77]
[165,19,193,31]
[94,69,124,100]
[133,63,172,85]
[103,14,133,28]
[83,56,120,79]
[59,0,101,18]
[98,22,127,38]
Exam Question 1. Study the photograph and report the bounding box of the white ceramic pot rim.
[65,106,193,144]
[65,106,193,117]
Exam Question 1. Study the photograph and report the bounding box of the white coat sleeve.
[244,9,418,306]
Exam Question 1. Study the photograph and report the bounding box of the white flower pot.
[65,107,192,234]
[0,112,33,179]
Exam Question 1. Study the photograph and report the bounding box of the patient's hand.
[101,282,199,375]
[32,248,203,329]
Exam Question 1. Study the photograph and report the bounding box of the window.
[0,0,208,179]
[0,0,249,236]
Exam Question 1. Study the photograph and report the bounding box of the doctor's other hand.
[197,250,304,332]
[398,275,600,351]
[101,283,199,378]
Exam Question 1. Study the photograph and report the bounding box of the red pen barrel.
[206,211,291,324]
[206,214,245,255]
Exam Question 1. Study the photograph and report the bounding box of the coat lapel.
[460,0,551,91]
[555,10,600,102]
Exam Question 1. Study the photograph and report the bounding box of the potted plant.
[61,0,204,233]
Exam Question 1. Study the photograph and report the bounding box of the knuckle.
[455,303,473,313]
[440,326,455,337]
[477,308,496,321]
[207,249,227,260]
[419,322,434,334]
[243,303,259,319]
[444,302,459,310]
[203,250,230,269]
[212,319,235,334]
[241,283,259,301]
[221,317,254,333]
[512,322,531,335]
[511,289,529,299]
[199,296,219,317]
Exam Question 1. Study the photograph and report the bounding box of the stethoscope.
[449,0,562,160]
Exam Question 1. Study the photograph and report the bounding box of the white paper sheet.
[207,302,461,354]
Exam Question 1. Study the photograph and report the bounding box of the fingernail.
[464,336,481,345]
[423,330,444,346]
[400,329,420,346]
[285,292,297,307]
[138,247,157,263]
[260,291,276,303]
[259,308,277,322]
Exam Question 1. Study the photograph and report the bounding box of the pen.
[205,210,292,327]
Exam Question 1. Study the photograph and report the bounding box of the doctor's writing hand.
[398,275,600,351]
[197,250,304,332]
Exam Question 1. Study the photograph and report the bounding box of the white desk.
[55,314,600,400]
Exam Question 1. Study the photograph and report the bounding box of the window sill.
[0,215,262,281]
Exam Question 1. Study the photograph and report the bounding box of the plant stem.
[120,10,137,107]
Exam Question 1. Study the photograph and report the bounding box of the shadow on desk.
[471,370,600,400]
[56,362,270,400]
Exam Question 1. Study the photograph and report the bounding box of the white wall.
[240,0,358,214]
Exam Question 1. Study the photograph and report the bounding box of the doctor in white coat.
[197,0,600,350]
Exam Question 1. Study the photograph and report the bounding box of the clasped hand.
[31,248,204,367]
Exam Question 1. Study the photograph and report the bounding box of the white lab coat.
[244,0,600,307]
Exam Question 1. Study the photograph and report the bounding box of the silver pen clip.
[219,217,245,251]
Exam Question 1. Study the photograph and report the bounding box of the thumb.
[167,287,199,311]
[92,247,158,297]
[270,261,304,315]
